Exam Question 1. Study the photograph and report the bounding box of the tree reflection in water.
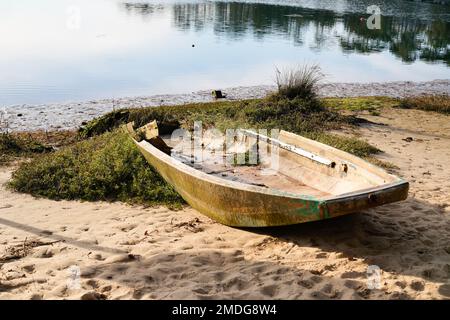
[121,1,450,66]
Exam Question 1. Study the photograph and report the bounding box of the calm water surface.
[1,0,449,105]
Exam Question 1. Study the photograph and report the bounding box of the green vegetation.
[79,109,130,138]
[323,96,398,115]
[76,95,377,159]
[364,157,398,173]
[79,97,356,137]
[11,73,401,206]
[303,132,380,158]
[0,133,53,165]
[398,95,450,114]
[9,131,184,207]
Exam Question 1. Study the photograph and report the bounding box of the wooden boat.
[124,121,408,227]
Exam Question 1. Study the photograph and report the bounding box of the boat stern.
[322,180,409,218]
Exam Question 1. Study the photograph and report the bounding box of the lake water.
[1,0,449,106]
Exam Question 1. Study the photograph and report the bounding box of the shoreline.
[2,79,450,132]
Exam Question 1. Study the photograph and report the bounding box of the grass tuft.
[273,64,324,101]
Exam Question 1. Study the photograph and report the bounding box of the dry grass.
[273,64,324,100]
[364,157,399,173]
[324,96,399,114]
[398,95,450,114]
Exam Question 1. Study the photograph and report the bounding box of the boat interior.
[132,122,400,199]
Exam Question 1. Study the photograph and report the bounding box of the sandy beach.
[1,105,449,300]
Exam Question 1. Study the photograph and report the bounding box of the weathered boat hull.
[130,129,409,227]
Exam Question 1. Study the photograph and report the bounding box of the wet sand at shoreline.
[3,80,450,132]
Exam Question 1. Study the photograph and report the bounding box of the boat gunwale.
[278,129,399,183]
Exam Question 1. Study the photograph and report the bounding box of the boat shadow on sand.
[249,196,450,293]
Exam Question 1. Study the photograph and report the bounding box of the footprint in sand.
[395,281,407,289]
[298,279,315,289]
[80,291,107,300]
[321,283,340,296]
[409,280,425,291]
[100,285,113,293]
[344,280,362,290]
[112,265,129,273]
[260,284,278,297]
[80,266,98,278]
[310,275,324,284]
[85,279,99,289]
[192,286,212,295]
[214,271,226,281]
[119,238,142,246]
[340,271,366,279]
[88,252,104,261]
[29,293,43,300]
[310,289,340,299]
[118,224,137,232]
[223,276,250,291]
[438,284,450,298]
[22,264,35,273]
[390,291,413,300]
[46,270,56,277]
[315,252,328,259]
[104,254,137,264]
[50,284,68,298]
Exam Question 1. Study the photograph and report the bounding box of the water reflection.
[121,1,450,66]
[121,2,165,17]
[1,0,449,106]
[342,13,449,65]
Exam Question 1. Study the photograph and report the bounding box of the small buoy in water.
[192,44,195,47]
[212,90,226,99]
